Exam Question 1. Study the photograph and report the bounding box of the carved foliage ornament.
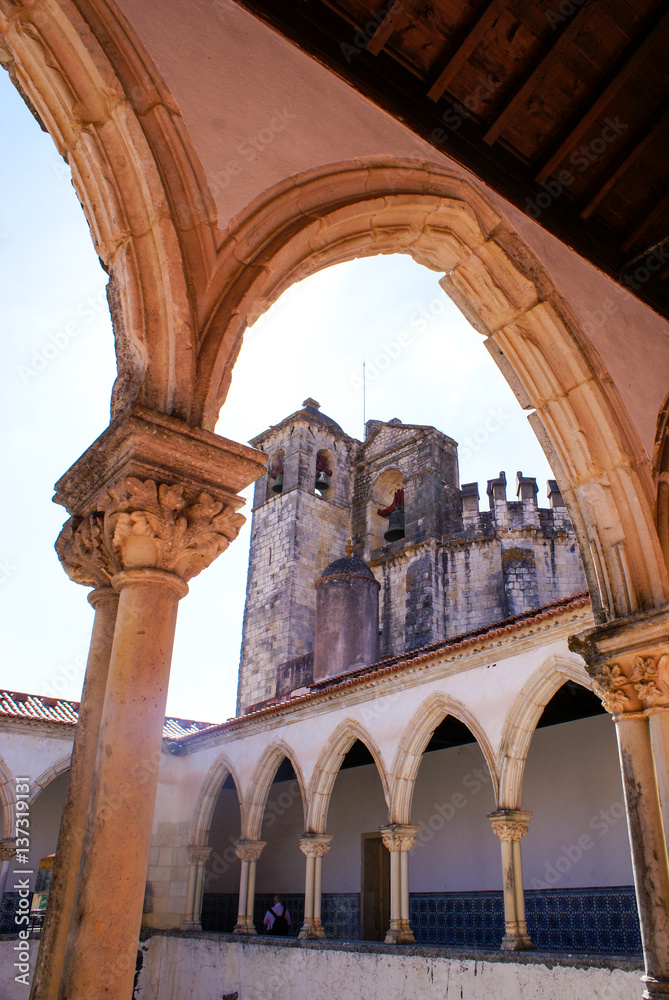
[233,841,266,863]
[589,654,669,713]
[56,478,245,586]
[298,837,332,859]
[186,846,212,866]
[489,817,529,843]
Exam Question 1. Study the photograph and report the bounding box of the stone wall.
[132,933,642,1000]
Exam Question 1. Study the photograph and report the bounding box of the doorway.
[361,833,390,941]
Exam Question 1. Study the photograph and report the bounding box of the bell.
[384,508,405,542]
[315,470,329,494]
[272,473,283,494]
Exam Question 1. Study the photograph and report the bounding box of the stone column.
[182,846,212,930]
[298,834,332,939]
[570,608,669,1000]
[232,840,265,934]
[488,810,533,951]
[49,405,265,1000]
[380,825,419,944]
[30,587,118,1000]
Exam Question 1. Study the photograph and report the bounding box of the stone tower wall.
[238,413,588,711]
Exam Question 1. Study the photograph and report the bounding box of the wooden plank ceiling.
[231,0,669,320]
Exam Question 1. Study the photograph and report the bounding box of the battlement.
[459,472,570,530]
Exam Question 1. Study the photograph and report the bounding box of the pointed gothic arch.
[191,754,245,848]
[0,752,15,840]
[497,653,595,810]
[307,720,390,834]
[390,692,498,825]
[29,754,72,805]
[2,0,666,622]
[245,739,307,841]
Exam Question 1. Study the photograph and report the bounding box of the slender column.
[59,568,188,999]
[49,408,265,999]
[232,841,265,934]
[616,713,669,998]
[570,609,669,1000]
[298,834,332,939]
[488,810,533,951]
[380,825,419,944]
[182,846,212,930]
[30,587,118,1000]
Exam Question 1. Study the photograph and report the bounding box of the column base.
[500,933,534,951]
[643,975,669,999]
[298,918,323,940]
[384,919,415,944]
[232,916,257,935]
[180,919,202,932]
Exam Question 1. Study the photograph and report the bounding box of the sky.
[0,69,554,723]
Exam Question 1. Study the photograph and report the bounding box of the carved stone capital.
[569,607,669,714]
[488,810,532,842]
[54,405,267,587]
[186,845,212,866]
[233,839,266,863]
[298,834,333,859]
[379,824,420,853]
[0,840,16,862]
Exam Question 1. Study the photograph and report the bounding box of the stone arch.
[245,740,307,841]
[191,754,245,848]
[197,159,668,620]
[307,720,391,834]
[0,752,15,840]
[29,754,72,805]
[391,692,498,824]
[0,0,212,420]
[497,653,595,810]
[654,391,669,569]
[371,467,404,550]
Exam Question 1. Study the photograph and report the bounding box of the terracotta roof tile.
[0,690,214,739]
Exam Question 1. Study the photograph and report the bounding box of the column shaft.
[500,839,518,937]
[648,709,669,839]
[58,571,186,1000]
[246,860,257,933]
[31,588,118,1000]
[386,848,401,943]
[512,840,529,938]
[237,861,250,925]
[313,855,323,935]
[304,854,315,926]
[616,714,669,997]
[184,863,199,926]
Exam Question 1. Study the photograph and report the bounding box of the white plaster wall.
[523,714,633,889]
[27,770,69,892]
[408,742,497,892]
[322,763,389,893]
[204,786,241,894]
[256,779,305,895]
[0,939,37,1000]
[134,934,642,1000]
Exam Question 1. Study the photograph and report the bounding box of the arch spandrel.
[245,740,307,842]
[390,693,498,826]
[190,754,244,848]
[307,719,391,835]
[497,653,595,811]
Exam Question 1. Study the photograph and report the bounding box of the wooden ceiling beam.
[427,0,504,103]
[581,103,669,219]
[536,5,669,184]
[623,190,669,252]
[366,1,408,56]
[483,1,598,147]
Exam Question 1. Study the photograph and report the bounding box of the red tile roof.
[0,690,214,740]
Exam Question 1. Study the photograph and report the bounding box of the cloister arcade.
[1,1,669,998]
